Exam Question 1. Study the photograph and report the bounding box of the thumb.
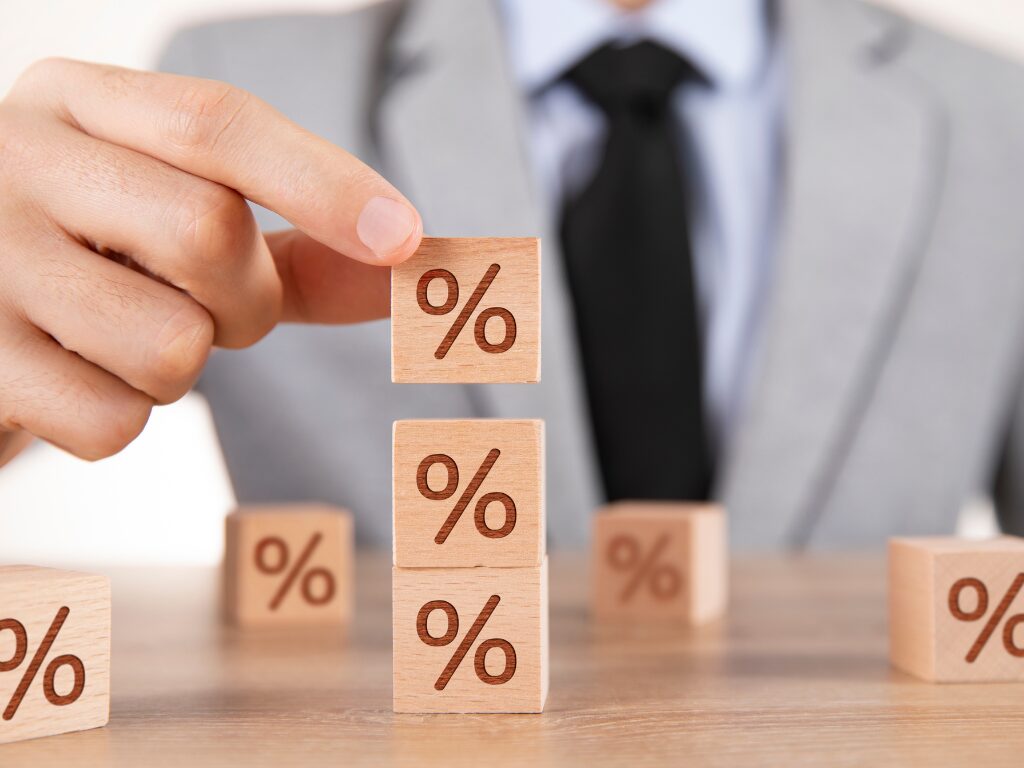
[265,229,410,324]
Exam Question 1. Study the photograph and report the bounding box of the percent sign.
[417,264,517,360]
[608,534,682,603]
[254,533,336,610]
[416,596,516,691]
[0,607,85,721]
[417,450,516,545]
[948,573,1024,663]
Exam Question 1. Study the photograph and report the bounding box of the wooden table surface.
[3,553,1024,767]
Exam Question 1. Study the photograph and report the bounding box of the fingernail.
[357,196,419,260]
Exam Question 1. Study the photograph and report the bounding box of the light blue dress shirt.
[499,0,784,454]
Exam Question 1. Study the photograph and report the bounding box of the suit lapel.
[723,0,948,548]
[376,0,603,547]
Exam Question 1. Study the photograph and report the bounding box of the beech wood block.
[224,504,353,627]
[0,566,110,744]
[391,237,541,383]
[393,419,544,568]
[393,561,548,713]
[592,502,727,625]
[889,536,1024,682]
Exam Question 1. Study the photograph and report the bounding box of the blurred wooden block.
[225,504,353,627]
[391,237,541,383]
[0,566,110,744]
[393,560,548,713]
[889,536,1024,682]
[592,502,727,625]
[393,419,544,568]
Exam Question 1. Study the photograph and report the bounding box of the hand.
[0,59,422,464]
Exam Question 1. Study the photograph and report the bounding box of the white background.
[0,0,1010,566]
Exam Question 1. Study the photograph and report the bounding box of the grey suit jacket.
[159,0,1024,550]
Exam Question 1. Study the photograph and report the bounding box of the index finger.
[11,58,422,266]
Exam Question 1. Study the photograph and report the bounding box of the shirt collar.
[498,0,772,93]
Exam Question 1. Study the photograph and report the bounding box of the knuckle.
[0,332,154,461]
[149,301,213,401]
[216,244,283,350]
[218,298,279,350]
[165,80,250,155]
[83,391,152,461]
[175,184,254,270]
[11,57,70,96]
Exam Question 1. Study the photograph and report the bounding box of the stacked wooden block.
[391,238,548,713]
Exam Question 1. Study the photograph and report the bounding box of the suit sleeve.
[994,377,1024,536]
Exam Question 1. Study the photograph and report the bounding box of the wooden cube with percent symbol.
[393,560,548,713]
[592,502,727,625]
[889,536,1024,682]
[224,504,353,627]
[393,419,544,568]
[0,566,110,745]
[391,237,540,383]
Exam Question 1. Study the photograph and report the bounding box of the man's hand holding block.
[889,536,1024,682]
[0,566,110,744]
[592,502,727,625]
[225,504,353,627]
[391,237,541,383]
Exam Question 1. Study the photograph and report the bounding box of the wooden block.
[889,536,1024,682]
[224,504,353,627]
[0,566,110,744]
[393,419,544,568]
[592,502,727,625]
[391,237,541,383]
[393,560,548,713]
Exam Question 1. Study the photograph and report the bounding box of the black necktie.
[560,40,712,501]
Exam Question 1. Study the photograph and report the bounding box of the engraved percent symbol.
[948,572,1024,663]
[416,596,516,690]
[608,534,683,603]
[417,263,516,360]
[254,533,336,610]
[417,450,516,545]
[0,607,85,721]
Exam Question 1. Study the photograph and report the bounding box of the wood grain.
[889,536,1024,682]
[391,237,541,383]
[5,554,1024,766]
[393,419,544,568]
[592,503,727,624]
[0,566,109,745]
[224,505,353,627]
[392,561,548,713]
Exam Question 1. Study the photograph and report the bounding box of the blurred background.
[0,0,1017,566]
